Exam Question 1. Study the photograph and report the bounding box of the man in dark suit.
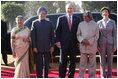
[56,3,80,78]
[1,20,8,66]
[31,7,54,78]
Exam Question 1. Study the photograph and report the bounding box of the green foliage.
[82,1,117,13]
[1,2,24,22]
[24,1,66,19]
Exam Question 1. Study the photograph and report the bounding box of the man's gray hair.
[65,3,73,11]
[84,11,93,20]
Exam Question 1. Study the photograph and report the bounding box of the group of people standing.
[10,3,116,78]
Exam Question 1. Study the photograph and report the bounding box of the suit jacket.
[56,15,80,50]
[1,20,7,40]
[1,20,7,52]
[31,20,54,52]
[77,21,99,54]
[97,19,117,47]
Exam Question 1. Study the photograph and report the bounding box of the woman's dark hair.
[100,7,110,15]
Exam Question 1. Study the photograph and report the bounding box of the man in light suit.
[31,7,54,78]
[77,11,99,78]
[56,3,80,78]
[97,7,117,78]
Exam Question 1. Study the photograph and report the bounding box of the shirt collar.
[66,14,73,23]
[102,18,111,23]
[66,14,73,18]
[85,20,93,23]
[38,19,46,22]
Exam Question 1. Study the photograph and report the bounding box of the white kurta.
[77,20,99,54]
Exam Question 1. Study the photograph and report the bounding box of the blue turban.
[37,6,48,15]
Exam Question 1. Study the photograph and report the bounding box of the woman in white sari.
[11,15,30,78]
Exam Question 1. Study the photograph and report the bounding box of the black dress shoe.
[5,63,8,66]
[48,65,51,69]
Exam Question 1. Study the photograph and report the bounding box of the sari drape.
[11,26,34,78]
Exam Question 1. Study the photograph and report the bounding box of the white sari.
[11,26,30,78]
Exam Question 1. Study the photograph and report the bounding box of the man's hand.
[113,46,117,53]
[50,47,54,54]
[33,48,38,53]
[13,52,16,58]
[82,39,90,46]
[78,43,80,50]
[56,42,61,48]
[97,47,100,53]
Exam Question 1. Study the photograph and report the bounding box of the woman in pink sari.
[11,15,31,78]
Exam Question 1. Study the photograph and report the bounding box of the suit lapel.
[106,20,111,28]
[65,15,68,23]
[71,16,76,31]
[64,15,70,31]
[64,15,76,31]
[71,16,74,30]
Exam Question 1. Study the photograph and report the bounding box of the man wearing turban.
[31,7,54,78]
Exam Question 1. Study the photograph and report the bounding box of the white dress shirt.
[102,18,111,28]
[66,14,73,24]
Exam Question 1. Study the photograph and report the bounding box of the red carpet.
[1,69,117,78]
